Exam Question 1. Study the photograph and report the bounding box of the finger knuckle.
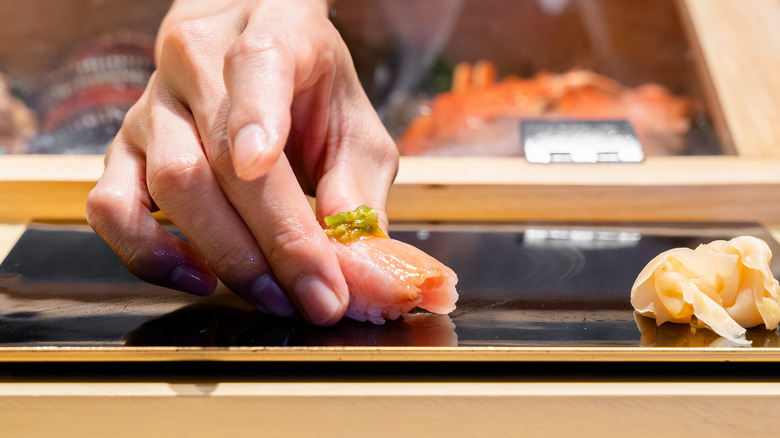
[266,225,313,267]
[85,183,125,231]
[226,32,282,66]
[375,135,401,169]
[211,246,261,280]
[161,20,208,60]
[86,186,153,273]
[159,19,219,85]
[147,155,212,205]
[118,96,152,141]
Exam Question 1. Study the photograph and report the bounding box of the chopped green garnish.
[324,205,388,243]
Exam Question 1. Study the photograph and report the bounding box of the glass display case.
[334,0,724,158]
[1,0,779,223]
[1,0,777,159]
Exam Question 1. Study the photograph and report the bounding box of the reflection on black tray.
[1,222,780,348]
[123,293,457,347]
[633,312,780,348]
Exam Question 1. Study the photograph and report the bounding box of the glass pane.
[0,0,171,154]
[0,0,726,157]
[333,0,724,157]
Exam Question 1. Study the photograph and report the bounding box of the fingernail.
[294,276,343,326]
[250,274,295,317]
[233,124,266,177]
[168,265,215,297]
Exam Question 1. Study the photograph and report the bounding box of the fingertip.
[293,276,347,326]
[124,235,219,297]
[232,123,282,180]
[232,124,266,179]
[167,264,218,297]
[248,273,296,317]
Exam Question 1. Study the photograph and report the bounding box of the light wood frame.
[3,155,780,223]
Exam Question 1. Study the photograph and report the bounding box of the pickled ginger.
[630,236,780,346]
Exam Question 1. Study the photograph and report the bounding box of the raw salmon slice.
[324,205,458,325]
[331,236,458,325]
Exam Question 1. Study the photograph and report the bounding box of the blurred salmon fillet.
[399,60,698,156]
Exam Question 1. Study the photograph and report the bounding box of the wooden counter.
[2,376,780,437]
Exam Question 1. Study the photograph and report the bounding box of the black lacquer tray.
[2,222,779,362]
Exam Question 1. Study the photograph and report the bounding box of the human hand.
[86,0,399,326]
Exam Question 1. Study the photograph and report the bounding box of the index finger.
[223,31,294,181]
[223,5,337,182]
[213,151,350,326]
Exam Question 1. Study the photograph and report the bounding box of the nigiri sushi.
[325,205,459,325]
[631,236,780,346]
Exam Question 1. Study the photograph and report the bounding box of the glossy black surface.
[2,223,780,348]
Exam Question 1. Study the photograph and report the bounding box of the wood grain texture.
[4,155,780,223]
[388,156,780,222]
[0,155,103,222]
[681,0,780,156]
[3,346,780,363]
[1,382,779,437]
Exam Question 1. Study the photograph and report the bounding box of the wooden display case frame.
[3,0,780,225]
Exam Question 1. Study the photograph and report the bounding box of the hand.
[86,0,399,325]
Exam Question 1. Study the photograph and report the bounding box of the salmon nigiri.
[324,206,459,325]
